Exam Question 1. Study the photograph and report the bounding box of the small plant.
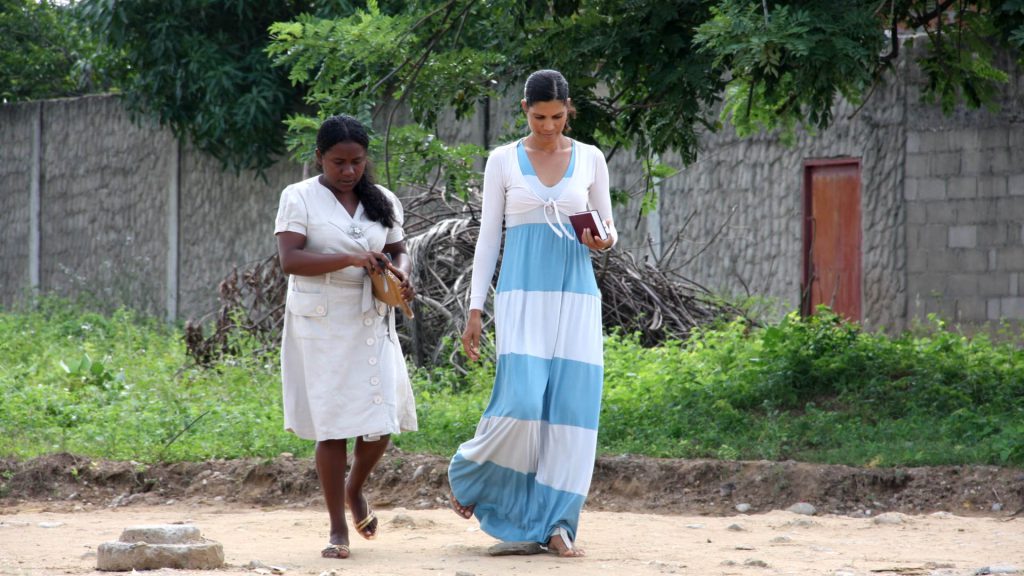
[60,353,123,390]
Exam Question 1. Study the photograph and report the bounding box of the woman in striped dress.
[449,69,617,557]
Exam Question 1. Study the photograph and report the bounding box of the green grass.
[0,299,309,461]
[599,312,1024,466]
[2,300,1023,466]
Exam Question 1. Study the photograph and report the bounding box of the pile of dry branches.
[183,254,287,364]
[184,188,743,367]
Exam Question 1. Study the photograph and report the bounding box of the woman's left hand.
[581,218,615,251]
[381,243,415,302]
[388,264,416,301]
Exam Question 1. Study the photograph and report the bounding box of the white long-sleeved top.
[469,138,617,311]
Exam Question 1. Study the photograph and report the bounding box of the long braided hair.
[315,114,396,228]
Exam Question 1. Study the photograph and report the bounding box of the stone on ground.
[97,524,223,571]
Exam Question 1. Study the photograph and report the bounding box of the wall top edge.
[2,93,122,110]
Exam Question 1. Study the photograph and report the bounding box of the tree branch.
[382,0,479,188]
[879,1,899,64]
[906,0,958,30]
[369,0,461,95]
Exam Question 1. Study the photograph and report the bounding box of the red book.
[568,210,608,243]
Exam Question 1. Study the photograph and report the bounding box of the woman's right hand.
[349,251,388,274]
[461,310,483,361]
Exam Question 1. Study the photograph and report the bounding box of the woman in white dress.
[275,114,417,559]
[449,70,617,558]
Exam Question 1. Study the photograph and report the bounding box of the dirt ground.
[2,451,1024,575]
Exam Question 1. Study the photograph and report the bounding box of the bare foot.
[547,531,585,558]
[449,493,475,519]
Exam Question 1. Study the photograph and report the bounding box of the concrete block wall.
[903,44,1024,324]
[0,94,303,321]
[2,42,1022,331]
[0,103,35,309]
[653,76,907,331]
[38,96,173,317]
[654,136,804,314]
[651,40,1023,331]
[177,142,302,320]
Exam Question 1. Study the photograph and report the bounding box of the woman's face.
[317,140,367,194]
[522,99,569,142]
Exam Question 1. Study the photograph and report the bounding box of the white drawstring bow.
[542,199,573,239]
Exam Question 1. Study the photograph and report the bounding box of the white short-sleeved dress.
[274,176,417,441]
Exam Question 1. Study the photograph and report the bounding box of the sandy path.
[1,503,1021,576]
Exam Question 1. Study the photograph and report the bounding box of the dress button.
[366,337,375,346]
[315,305,325,314]
[370,377,380,386]
[373,395,383,405]
[363,318,373,326]
[368,357,377,366]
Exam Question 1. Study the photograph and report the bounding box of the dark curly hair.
[316,114,396,228]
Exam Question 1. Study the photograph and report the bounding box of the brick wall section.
[0,103,35,309]
[903,46,1024,323]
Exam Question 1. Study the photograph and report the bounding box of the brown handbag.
[370,262,414,318]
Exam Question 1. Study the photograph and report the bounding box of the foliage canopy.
[0,0,120,102]
[12,1,1024,183]
[268,0,1024,196]
[696,0,1024,138]
[77,0,362,173]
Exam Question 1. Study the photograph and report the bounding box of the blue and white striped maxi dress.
[449,140,606,545]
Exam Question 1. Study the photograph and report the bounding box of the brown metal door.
[802,160,862,322]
